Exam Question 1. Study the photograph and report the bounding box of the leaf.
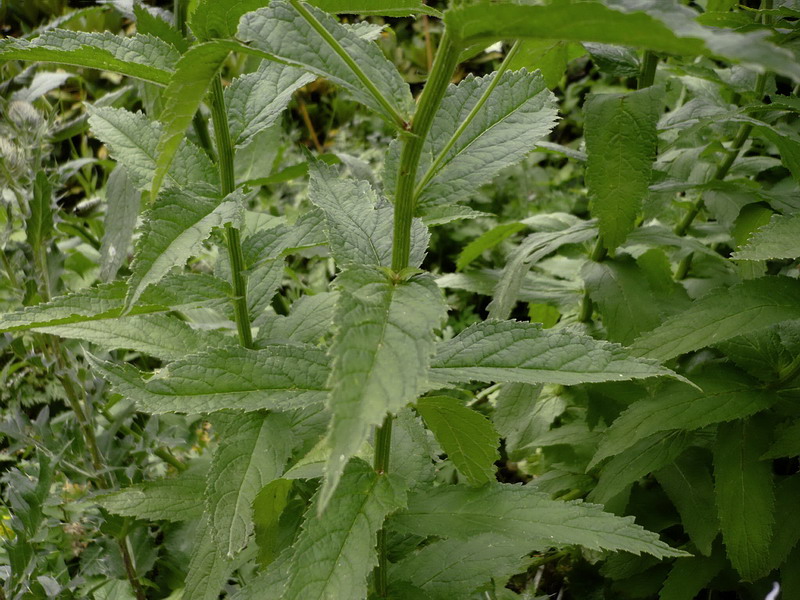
[0,30,179,85]
[190,0,269,41]
[125,188,243,308]
[493,383,571,458]
[582,256,663,345]
[280,459,407,600]
[585,87,661,251]
[763,419,800,459]
[183,515,235,600]
[256,292,338,346]
[415,396,499,485]
[253,479,294,567]
[307,0,441,17]
[732,213,800,260]
[206,412,294,558]
[388,482,688,558]
[87,106,218,192]
[390,408,437,489]
[322,267,446,507]
[133,4,188,53]
[766,475,800,572]
[226,61,315,149]
[659,544,727,600]
[100,166,140,282]
[583,43,640,78]
[509,40,579,89]
[89,344,329,414]
[308,161,428,268]
[456,222,525,272]
[588,431,693,506]
[150,43,231,197]
[591,368,776,466]
[26,172,53,255]
[655,448,719,557]
[714,417,775,581]
[238,0,413,125]
[429,320,680,388]
[442,1,800,80]
[413,70,558,213]
[96,464,207,522]
[389,534,529,600]
[631,277,800,361]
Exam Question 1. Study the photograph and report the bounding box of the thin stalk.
[173,0,188,36]
[288,0,408,130]
[413,41,521,200]
[373,415,392,597]
[209,75,254,348]
[392,30,461,271]
[637,51,658,90]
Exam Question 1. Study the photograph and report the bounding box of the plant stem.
[209,74,254,348]
[373,415,393,596]
[392,30,461,271]
[288,0,408,129]
[638,51,658,90]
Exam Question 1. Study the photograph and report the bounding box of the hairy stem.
[209,74,254,348]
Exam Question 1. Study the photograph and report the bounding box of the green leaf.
[714,417,775,581]
[413,70,558,213]
[631,277,800,361]
[389,534,529,600]
[99,167,140,282]
[96,463,207,522]
[253,479,294,567]
[659,544,727,600]
[429,320,680,388]
[763,419,800,459]
[89,344,329,414]
[307,0,441,17]
[415,396,499,485]
[26,172,53,255]
[493,383,569,458]
[390,408,437,489]
[150,43,232,197]
[190,0,269,41]
[588,431,693,506]
[0,30,179,85]
[322,267,446,506]
[388,482,688,558]
[583,43,640,78]
[183,515,235,600]
[655,448,719,557]
[591,368,776,466]
[442,2,800,81]
[732,213,800,260]
[256,292,338,346]
[456,222,525,272]
[488,218,596,320]
[226,61,315,149]
[238,0,413,125]
[87,106,218,192]
[133,4,188,53]
[308,161,428,268]
[206,412,294,558]
[125,188,243,309]
[279,459,407,599]
[766,475,800,572]
[582,256,664,345]
[585,87,661,251]
[509,40,580,89]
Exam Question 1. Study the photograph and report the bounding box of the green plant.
[1,0,800,598]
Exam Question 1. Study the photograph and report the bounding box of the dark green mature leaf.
[411,70,557,213]
[416,396,499,485]
[656,448,719,557]
[766,475,800,572]
[322,267,446,507]
[226,61,314,149]
[125,188,242,308]
[389,534,529,599]
[764,419,800,459]
[585,87,661,251]
[100,167,140,282]
[429,320,679,388]
[26,172,53,255]
[659,545,727,600]
[632,277,800,361]
[238,0,413,125]
[732,213,800,260]
[715,417,775,581]
[308,0,440,17]
[90,344,329,414]
[150,43,231,197]
[591,368,775,466]
[443,1,800,80]
[133,4,188,53]
[88,106,218,192]
[389,483,688,558]
[308,162,428,268]
[253,479,294,567]
[206,413,294,558]
[96,464,206,522]
[278,459,407,599]
[184,515,235,600]
[0,30,179,85]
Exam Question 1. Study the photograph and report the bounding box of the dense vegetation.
[0,0,799,598]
